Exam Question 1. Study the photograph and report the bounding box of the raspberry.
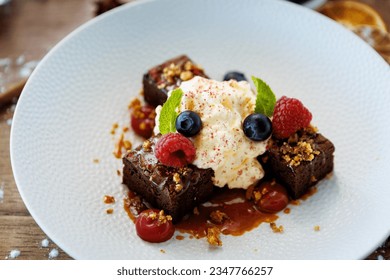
[131,104,156,138]
[155,133,196,168]
[272,96,312,139]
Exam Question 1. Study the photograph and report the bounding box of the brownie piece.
[265,127,335,199]
[143,55,208,107]
[122,135,215,222]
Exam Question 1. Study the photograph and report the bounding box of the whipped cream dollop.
[154,76,268,189]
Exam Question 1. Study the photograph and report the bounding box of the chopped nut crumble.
[207,227,222,246]
[173,173,181,183]
[270,222,284,233]
[142,140,152,151]
[103,195,115,204]
[210,210,229,224]
[174,184,183,192]
[146,210,173,226]
[280,140,320,166]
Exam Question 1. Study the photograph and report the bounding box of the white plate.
[11,0,390,259]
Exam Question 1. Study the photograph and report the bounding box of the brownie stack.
[265,128,335,199]
[122,136,215,222]
[143,55,208,107]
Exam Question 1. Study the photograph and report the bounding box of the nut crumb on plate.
[270,222,284,233]
[207,227,222,246]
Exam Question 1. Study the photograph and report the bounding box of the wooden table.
[0,0,389,260]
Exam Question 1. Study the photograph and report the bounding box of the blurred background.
[0,0,389,260]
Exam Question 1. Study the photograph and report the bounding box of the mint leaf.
[159,88,183,134]
[252,76,276,117]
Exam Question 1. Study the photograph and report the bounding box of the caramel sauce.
[113,133,125,159]
[175,235,185,240]
[123,188,278,238]
[176,189,278,238]
[123,184,320,241]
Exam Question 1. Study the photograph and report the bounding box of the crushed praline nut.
[142,140,152,152]
[207,227,222,246]
[162,63,181,83]
[103,195,115,204]
[128,98,141,110]
[173,173,181,183]
[314,225,320,232]
[172,173,183,192]
[184,60,193,71]
[180,71,194,81]
[174,184,183,192]
[253,191,262,203]
[210,210,229,224]
[147,210,172,225]
[159,59,203,86]
[270,222,284,233]
[281,141,320,167]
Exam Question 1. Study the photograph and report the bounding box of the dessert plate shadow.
[10,0,390,259]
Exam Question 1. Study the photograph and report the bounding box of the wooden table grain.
[0,0,389,260]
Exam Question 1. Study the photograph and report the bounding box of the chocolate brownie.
[264,127,335,199]
[122,135,215,222]
[143,55,208,107]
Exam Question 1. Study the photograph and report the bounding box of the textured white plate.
[11,0,390,259]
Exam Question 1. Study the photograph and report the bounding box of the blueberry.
[223,71,247,82]
[243,113,272,141]
[175,111,202,137]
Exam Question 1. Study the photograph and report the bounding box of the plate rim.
[10,0,390,260]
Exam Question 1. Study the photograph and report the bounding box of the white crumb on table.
[8,249,21,259]
[48,248,59,259]
[10,104,16,112]
[6,118,12,126]
[0,182,4,203]
[16,55,25,66]
[377,255,384,260]
[19,60,40,78]
[41,238,50,248]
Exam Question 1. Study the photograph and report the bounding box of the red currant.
[131,105,156,138]
[257,182,289,213]
[135,209,175,243]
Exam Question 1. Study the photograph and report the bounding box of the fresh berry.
[175,111,202,137]
[256,181,289,213]
[135,209,175,243]
[243,113,272,141]
[131,104,156,138]
[272,96,312,139]
[223,71,247,82]
[155,133,196,168]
